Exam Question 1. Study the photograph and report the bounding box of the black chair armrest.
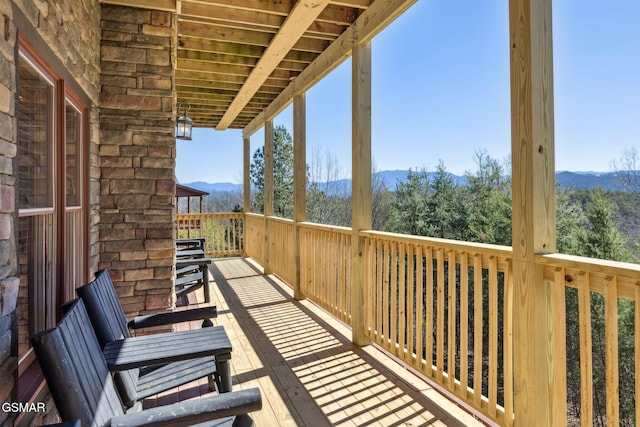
[109,388,262,427]
[127,306,217,329]
[176,257,212,267]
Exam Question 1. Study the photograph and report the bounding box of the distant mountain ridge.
[181,181,243,193]
[181,170,633,195]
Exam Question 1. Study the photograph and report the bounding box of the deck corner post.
[293,93,307,300]
[264,119,274,275]
[243,133,251,258]
[509,0,558,424]
[351,41,372,346]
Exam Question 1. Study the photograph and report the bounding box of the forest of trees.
[204,125,639,425]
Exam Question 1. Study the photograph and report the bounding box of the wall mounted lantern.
[176,101,193,140]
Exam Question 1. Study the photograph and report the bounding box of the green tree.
[576,188,632,262]
[465,151,511,245]
[424,161,470,240]
[387,168,430,236]
[250,125,294,218]
[556,187,587,254]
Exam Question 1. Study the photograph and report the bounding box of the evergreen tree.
[250,125,294,218]
[425,161,470,240]
[387,168,430,236]
[556,187,587,254]
[465,151,511,245]
[577,188,632,262]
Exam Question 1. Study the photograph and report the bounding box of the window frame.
[16,35,90,405]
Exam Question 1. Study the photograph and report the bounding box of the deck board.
[145,257,487,426]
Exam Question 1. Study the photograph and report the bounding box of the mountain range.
[181,170,632,195]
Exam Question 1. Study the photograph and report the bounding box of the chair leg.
[216,357,232,393]
[203,264,211,303]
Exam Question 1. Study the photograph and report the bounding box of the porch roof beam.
[98,0,176,12]
[242,0,419,138]
[217,0,331,130]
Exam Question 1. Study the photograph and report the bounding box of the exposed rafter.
[216,0,331,130]
[243,0,419,136]
[99,0,176,12]
[99,0,374,128]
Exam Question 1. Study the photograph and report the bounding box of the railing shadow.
[209,257,478,426]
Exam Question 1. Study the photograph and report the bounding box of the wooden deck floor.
[144,257,487,426]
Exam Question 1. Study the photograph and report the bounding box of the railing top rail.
[298,221,352,235]
[176,212,243,218]
[264,215,294,225]
[536,253,640,280]
[359,229,513,258]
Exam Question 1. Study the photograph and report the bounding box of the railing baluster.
[436,248,445,384]
[407,243,415,364]
[426,247,434,377]
[459,252,469,401]
[447,249,456,391]
[503,260,514,426]
[604,276,619,426]
[390,240,398,355]
[338,232,346,322]
[416,245,424,372]
[488,256,498,418]
[376,237,383,345]
[473,253,483,408]
[383,239,390,348]
[398,242,406,357]
[578,272,593,427]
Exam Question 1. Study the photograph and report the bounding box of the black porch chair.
[74,269,232,409]
[32,299,261,427]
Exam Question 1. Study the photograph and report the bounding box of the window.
[17,40,88,359]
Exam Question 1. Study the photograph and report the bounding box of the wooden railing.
[196,212,640,426]
[537,253,640,427]
[299,222,352,325]
[362,230,514,425]
[244,213,264,265]
[176,213,244,257]
[265,216,296,285]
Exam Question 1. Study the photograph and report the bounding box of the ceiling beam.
[243,0,419,136]
[99,0,176,12]
[217,0,331,130]
[329,0,370,9]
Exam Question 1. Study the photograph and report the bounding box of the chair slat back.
[76,269,141,407]
[77,269,131,345]
[31,299,125,427]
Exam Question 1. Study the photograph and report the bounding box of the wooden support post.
[243,134,251,258]
[293,93,306,300]
[243,134,251,214]
[264,120,274,274]
[509,0,557,424]
[351,41,372,346]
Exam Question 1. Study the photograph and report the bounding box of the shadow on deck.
[145,257,489,426]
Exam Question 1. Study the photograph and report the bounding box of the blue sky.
[177,0,640,184]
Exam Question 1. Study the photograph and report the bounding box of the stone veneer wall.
[0,9,19,426]
[99,5,177,321]
[1,1,101,425]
